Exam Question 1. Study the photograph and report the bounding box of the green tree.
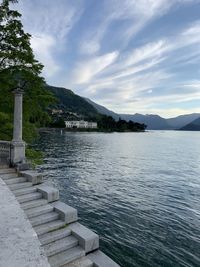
[0,0,43,76]
[97,115,116,130]
[0,0,55,141]
[116,119,128,131]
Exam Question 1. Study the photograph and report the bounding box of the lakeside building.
[51,109,63,115]
[65,120,98,129]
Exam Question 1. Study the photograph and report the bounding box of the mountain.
[47,86,200,130]
[125,113,200,130]
[180,117,200,131]
[122,113,200,130]
[166,113,200,129]
[84,99,171,129]
[85,98,200,130]
[47,85,98,117]
[85,98,120,120]
[119,113,172,130]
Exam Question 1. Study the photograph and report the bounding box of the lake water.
[35,131,200,267]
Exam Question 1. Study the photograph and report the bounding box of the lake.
[35,131,200,267]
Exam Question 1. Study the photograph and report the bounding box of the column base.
[11,141,26,166]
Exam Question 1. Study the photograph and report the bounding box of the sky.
[13,0,200,118]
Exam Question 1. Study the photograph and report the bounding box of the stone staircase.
[0,168,120,267]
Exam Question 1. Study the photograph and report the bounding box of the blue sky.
[14,0,200,117]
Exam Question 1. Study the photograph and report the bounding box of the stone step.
[69,223,99,253]
[17,192,42,203]
[13,186,37,197]
[30,212,59,227]
[0,173,18,179]
[5,177,27,185]
[34,220,65,235]
[9,182,32,191]
[25,204,54,218]
[48,246,85,267]
[21,198,48,210]
[87,250,121,267]
[51,201,78,224]
[43,235,78,257]
[39,227,71,245]
[20,170,43,185]
[0,168,15,175]
[63,257,93,267]
[0,164,10,169]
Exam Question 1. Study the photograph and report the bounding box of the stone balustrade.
[0,141,11,167]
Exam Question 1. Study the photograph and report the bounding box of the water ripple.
[36,131,200,267]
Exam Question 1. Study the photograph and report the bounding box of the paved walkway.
[0,177,50,267]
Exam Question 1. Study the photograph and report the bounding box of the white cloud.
[14,0,83,78]
[31,34,60,77]
[102,89,200,116]
[79,16,111,55]
[117,0,172,40]
[79,0,196,56]
[72,51,119,84]
[182,21,200,36]
[182,80,200,89]
[99,40,169,81]
[84,69,172,111]
[77,18,200,97]
[70,21,200,116]
[80,41,101,55]
[126,40,169,65]
[79,17,200,93]
[17,0,83,41]
[180,20,200,46]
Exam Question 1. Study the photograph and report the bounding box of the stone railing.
[0,141,11,167]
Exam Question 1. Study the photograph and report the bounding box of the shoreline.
[38,127,146,133]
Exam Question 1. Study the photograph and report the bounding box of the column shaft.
[11,88,25,165]
[13,93,23,142]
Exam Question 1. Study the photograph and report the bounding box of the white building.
[65,120,97,129]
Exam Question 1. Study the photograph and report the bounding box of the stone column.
[11,88,26,165]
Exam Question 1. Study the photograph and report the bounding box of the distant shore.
[38,127,146,133]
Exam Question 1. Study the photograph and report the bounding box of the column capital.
[13,88,24,95]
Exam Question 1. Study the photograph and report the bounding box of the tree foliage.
[0,0,55,141]
[0,0,43,75]
[97,115,146,132]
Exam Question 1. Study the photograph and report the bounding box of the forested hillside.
[47,85,146,132]
[47,86,98,118]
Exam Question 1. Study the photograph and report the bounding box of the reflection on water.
[35,131,200,267]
